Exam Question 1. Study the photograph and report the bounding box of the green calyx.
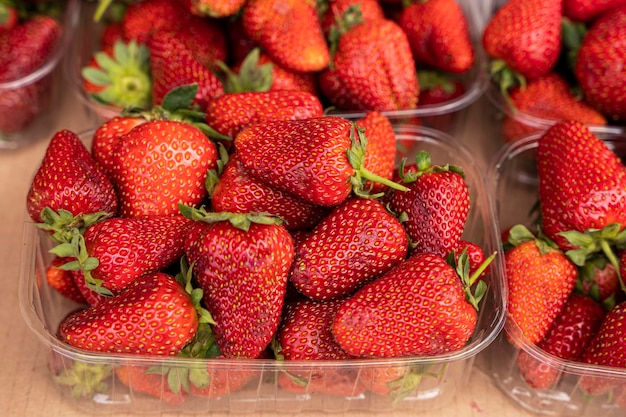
[216,47,273,93]
[488,59,526,99]
[448,248,496,311]
[55,360,113,400]
[81,39,152,109]
[326,4,363,69]
[179,204,284,232]
[348,124,409,199]
[35,207,110,244]
[396,150,465,184]
[417,70,457,93]
[204,143,229,196]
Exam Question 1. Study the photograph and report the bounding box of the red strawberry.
[453,240,488,282]
[148,30,225,110]
[417,71,465,106]
[209,152,329,231]
[289,197,408,301]
[574,5,626,121]
[277,369,364,397]
[388,151,469,259]
[182,0,247,18]
[517,293,606,389]
[175,15,227,69]
[205,90,324,139]
[318,0,384,38]
[182,211,294,359]
[564,0,626,22]
[91,115,147,177]
[504,225,579,345]
[399,0,475,74]
[242,0,330,73]
[537,121,626,268]
[59,272,198,356]
[109,120,218,218]
[355,111,397,194]
[121,0,190,44]
[234,116,408,207]
[70,268,108,307]
[359,365,425,400]
[578,255,622,309]
[79,215,193,294]
[26,130,118,239]
[45,256,88,304]
[100,21,123,55]
[482,0,562,83]
[332,252,479,357]
[319,17,418,111]
[501,72,607,143]
[578,301,626,395]
[115,366,187,405]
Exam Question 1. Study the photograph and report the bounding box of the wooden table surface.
[0,68,541,417]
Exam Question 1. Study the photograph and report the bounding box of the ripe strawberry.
[318,0,384,38]
[355,111,396,194]
[388,151,469,259]
[564,0,626,22]
[91,115,147,177]
[209,152,329,231]
[148,30,225,110]
[501,72,607,143]
[319,17,418,111]
[399,0,474,74]
[26,130,118,238]
[45,256,88,304]
[59,272,198,356]
[182,0,246,18]
[175,15,227,69]
[242,0,330,73]
[417,71,465,106]
[121,0,190,44]
[277,369,365,397]
[516,293,606,389]
[578,301,626,395]
[482,0,562,83]
[70,268,108,307]
[504,224,579,345]
[577,255,621,310]
[99,21,123,55]
[115,366,187,405]
[205,90,324,139]
[109,120,218,218]
[359,365,425,400]
[574,6,626,121]
[234,116,408,207]
[289,197,408,301]
[182,211,294,359]
[0,82,42,133]
[332,252,480,357]
[537,121,626,265]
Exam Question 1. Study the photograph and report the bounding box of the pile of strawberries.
[0,0,66,134]
[483,0,626,142]
[502,120,626,406]
[80,0,478,117]
[27,84,493,403]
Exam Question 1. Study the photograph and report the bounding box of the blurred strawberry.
[121,0,191,44]
[564,0,626,22]
[182,0,247,18]
[318,0,384,37]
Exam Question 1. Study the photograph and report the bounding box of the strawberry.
[148,30,225,110]
[318,0,384,38]
[234,116,408,207]
[59,272,198,356]
[26,130,118,239]
[319,17,418,111]
[564,0,626,22]
[109,120,218,218]
[100,21,123,55]
[332,252,482,357]
[516,293,606,389]
[483,0,562,85]
[355,111,397,194]
[417,71,465,106]
[91,115,147,177]
[182,210,294,359]
[174,15,227,69]
[504,224,579,345]
[388,150,469,259]
[209,152,329,231]
[574,5,626,122]
[277,369,364,397]
[453,240,488,282]
[289,196,408,301]
[182,0,247,18]
[359,365,425,400]
[399,0,475,74]
[70,268,108,307]
[242,0,330,73]
[500,72,607,143]
[536,121,626,275]
[121,0,190,44]
[577,255,621,310]
[188,359,259,399]
[45,256,88,304]
[578,301,626,395]
[115,366,187,405]
[204,90,324,139]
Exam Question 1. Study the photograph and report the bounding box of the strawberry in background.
[563,0,626,22]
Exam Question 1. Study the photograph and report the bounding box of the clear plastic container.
[0,0,80,150]
[481,128,626,417]
[66,0,489,136]
[19,125,507,414]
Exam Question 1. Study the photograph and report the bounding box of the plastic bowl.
[0,0,80,150]
[481,127,626,417]
[19,124,506,414]
[66,0,489,137]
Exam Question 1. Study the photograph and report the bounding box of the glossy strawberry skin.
[121,0,191,44]
[91,116,147,177]
[59,272,198,356]
[110,120,218,218]
[319,19,418,111]
[184,221,294,359]
[84,215,194,294]
[564,0,626,22]
[26,130,118,223]
[517,294,606,389]
[356,111,396,194]
[332,253,477,358]
[537,121,626,251]
[289,197,408,301]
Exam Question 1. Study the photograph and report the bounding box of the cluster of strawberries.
[483,0,626,142]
